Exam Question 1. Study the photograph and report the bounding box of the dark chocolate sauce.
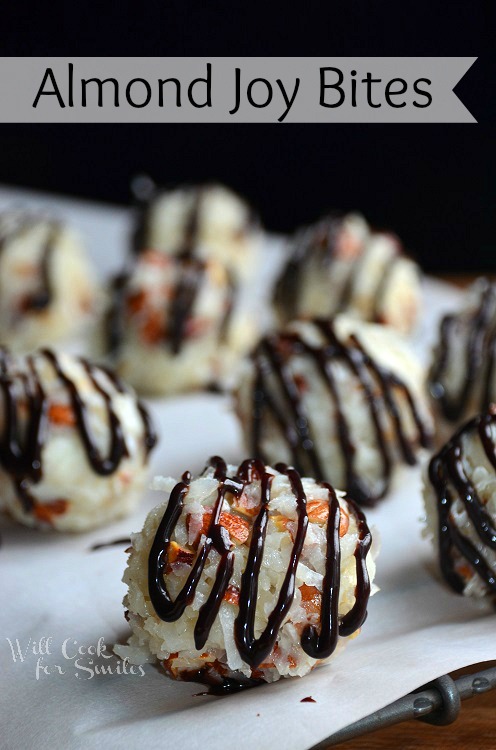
[133,184,203,257]
[131,175,157,254]
[108,190,216,356]
[0,216,59,312]
[429,280,496,422]
[274,216,402,324]
[167,191,205,354]
[132,182,258,256]
[250,320,431,506]
[44,350,131,476]
[90,537,132,552]
[148,456,372,684]
[168,255,206,355]
[106,271,131,356]
[370,255,398,324]
[27,223,60,311]
[0,348,156,514]
[428,406,496,595]
[180,667,262,696]
[0,348,47,511]
[274,218,339,322]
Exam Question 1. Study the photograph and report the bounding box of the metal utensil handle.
[310,665,496,748]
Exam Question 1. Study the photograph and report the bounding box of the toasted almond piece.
[231,492,260,518]
[339,507,349,537]
[456,562,474,581]
[141,310,164,345]
[199,509,250,545]
[307,499,349,537]
[33,498,69,524]
[271,514,289,532]
[257,659,275,669]
[126,290,146,314]
[48,404,76,426]
[254,643,279,672]
[271,514,297,542]
[167,541,195,567]
[307,500,329,525]
[223,584,240,607]
[299,584,322,616]
[287,654,298,669]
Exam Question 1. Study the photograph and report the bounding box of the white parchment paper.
[0,186,494,750]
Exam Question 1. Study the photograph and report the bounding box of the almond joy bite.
[429,278,496,427]
[106,249,257,396]
[274,213,421,335]
[0,211,101,352]
[424,405,496,599]
[0,348,156,532]
[235,315,433,507]
[132,182,261,279]
[115,458,377,689]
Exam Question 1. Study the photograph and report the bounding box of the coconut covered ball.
[429,278,496,427]
[0,211,100,352]
[0,348,156,532]
[424,405,496,599]
[235,316,433,506]
[274,213,421,335]
[106,249,257,396]
[115,457,376,688]
[133,182,261,279]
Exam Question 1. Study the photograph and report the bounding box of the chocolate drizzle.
[168,191,204,353]
[169,256,206,355]
[108,190,222,357]
[0,348,48,511]
[106,271,131,356]
[133,183,204,257]
[429,279,496,422]
[274,218,340,322]
[274,216,402,324]
[428,407,496,595]
[131,175,158,255]
[0,348,156,514]
[0,216,60,312]
[185,668,263,695]
[132,181,258,257]
[148,456,372,680]
[234,461,308,667]
[250,320,431,506]
[90,537,132,552]
[27,223,60,311]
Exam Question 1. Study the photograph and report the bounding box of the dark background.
[0,2,495,272]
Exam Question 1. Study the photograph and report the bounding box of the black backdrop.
[0,1,495,272]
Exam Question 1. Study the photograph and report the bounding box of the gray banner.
[0,57,476,123]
